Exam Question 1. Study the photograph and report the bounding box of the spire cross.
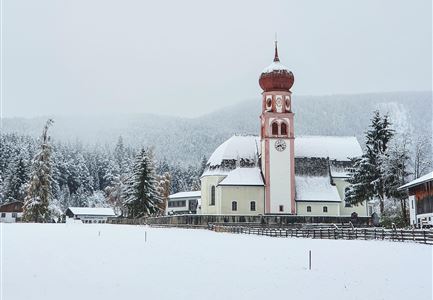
[274,34,280,62]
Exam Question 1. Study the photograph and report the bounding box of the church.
[198,42,370,217]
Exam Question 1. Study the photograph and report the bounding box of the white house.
[166,191,201,215]
[199,42,369,217]
[65,207,116,223]
[0,201,24,223]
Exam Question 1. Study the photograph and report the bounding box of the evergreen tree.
[114,136,127,173]
[346,111,394,214]
[123,148,162,218]
[383,137,411,224]
[4,155,29,202]
[23,119,55,223]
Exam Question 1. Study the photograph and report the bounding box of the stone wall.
[145,214,370,227]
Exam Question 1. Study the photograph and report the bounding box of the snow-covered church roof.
[207,135,260,168]
[295,136,362,161]
[295,176,341,202]
[205,135,362,170]
[218,167,264,186]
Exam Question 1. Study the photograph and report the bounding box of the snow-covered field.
[1,223,432,300]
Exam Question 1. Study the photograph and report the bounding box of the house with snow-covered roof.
[398,172,433,227]
[65,207,116,223]
[199,42,370,217]
[166,191,201,215]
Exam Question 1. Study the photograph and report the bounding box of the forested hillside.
[3,91,431,166]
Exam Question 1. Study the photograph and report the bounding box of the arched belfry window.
[272,122,279,135]
[210,186,215,206]
[281,122,288,136]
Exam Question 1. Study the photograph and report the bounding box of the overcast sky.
[2,0,432,118]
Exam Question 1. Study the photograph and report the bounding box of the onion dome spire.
[258,40,294,92]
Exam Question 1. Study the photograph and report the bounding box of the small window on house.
[281,122,287,136]
[323,206,328,213]
[307,206,311,212]
[210,186,216,206]
[1,213,5,218]
[232,201,237,211]
[279,205,284,212]
[250,201,256,211]
[272,122,279,135]
[12,212,17,218]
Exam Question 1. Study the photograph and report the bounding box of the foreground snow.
[1,224,431,300]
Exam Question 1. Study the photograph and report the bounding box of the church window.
[232,201,237,211]
[307,206,311,212]
[266,98,272,109]
[323,206,328,213]
[279,205,284,212]
[210,186,215,206]
[250,201,256,211]
[272,122,279,135]
[281,122,287,136]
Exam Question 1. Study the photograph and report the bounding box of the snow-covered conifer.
[23,119,55,222]
[123,148,162,218]
[346,111,394,214]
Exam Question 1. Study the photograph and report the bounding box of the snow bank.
[2,224,431,300]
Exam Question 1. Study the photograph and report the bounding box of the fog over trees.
[1,91,431,219]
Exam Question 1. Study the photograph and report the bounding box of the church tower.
[259,41,296,214]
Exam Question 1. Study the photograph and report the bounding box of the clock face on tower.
[274,139,286,152]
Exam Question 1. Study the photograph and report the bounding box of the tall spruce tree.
[23,119,55,222]
[346,111,394,215]
[383,137,411,224]
[123,148,162,218]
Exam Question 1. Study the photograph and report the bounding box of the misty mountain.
[2,91,431,166]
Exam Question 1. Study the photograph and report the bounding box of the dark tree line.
[1,129,204,220]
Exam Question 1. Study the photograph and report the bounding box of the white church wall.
[200,175,226,215]
[296,202,340,216]
[334,178,368,217]
[219,186,265,215]
[269,140,292,213]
